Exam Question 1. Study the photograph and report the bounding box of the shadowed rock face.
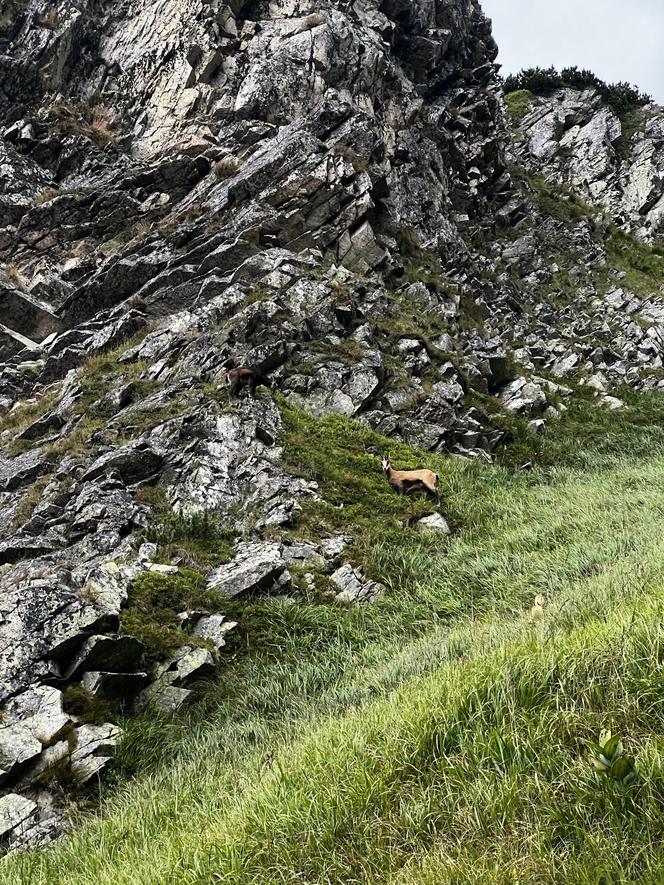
[0,0,664,853]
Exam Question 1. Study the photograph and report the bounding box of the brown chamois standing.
[227,366,275,399]
[381,454,439,502]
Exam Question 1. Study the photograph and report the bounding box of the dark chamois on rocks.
[381,455,440,503]
[227,366,275,398]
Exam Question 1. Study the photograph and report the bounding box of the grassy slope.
[5,392,664,883]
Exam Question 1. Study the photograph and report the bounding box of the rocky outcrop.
[510,88,664,242]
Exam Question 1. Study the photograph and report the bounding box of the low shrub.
[504,66,651,119]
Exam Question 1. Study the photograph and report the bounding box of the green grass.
[605,229,664,297]
[504,89,536,120]
[120,568,225,660]
[5,391,664,882]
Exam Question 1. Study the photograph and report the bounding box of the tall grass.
[5,402,664,883]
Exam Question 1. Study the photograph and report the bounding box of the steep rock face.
[510,88,664,242]
[2,0,505,282]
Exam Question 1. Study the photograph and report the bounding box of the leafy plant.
[587,729,638,787]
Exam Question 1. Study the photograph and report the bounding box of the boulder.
[68,723,123,784]
[4,687,71,747]
[206,542,291,598]
[0,794,38,846]
[186,614,237,652]
[0,724,42,785]
[0,449,50,492]
[80,441,164,485]
[329,565,385,605]
[500,378,547,415]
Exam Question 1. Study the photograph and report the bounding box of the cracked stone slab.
[206,542,291,598]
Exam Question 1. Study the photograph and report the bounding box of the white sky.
[482,0,664,102]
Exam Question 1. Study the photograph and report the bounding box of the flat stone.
[206,542,291,598]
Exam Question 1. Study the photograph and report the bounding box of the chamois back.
[381,454,439,502]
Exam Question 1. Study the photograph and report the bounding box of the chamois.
[381,455,439,503]
[530,593,547,624]
[227,366,274,399]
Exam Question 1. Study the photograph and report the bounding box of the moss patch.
[505,89,536,120]
[121,568,226,661]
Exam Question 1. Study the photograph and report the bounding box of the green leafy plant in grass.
[588,729,638,787]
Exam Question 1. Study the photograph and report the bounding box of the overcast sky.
[482,0,664,102]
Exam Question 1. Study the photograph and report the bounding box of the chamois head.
[381,454,390,473]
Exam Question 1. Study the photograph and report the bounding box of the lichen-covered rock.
[0,724,42,786]
[0,794,38,847]
[329,565,385,605]
[206,542,292,599]
[513,88,664,241]
[0,579,118,704]
[415,513,451,534]
[3,687,70,747]
[68,723,123,784]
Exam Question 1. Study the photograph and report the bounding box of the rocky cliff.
[1,0,663,852]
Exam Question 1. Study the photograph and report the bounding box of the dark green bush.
[503,66,651,119]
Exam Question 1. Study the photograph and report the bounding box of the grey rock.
[68,723,123,784]
[80,441,164,486]
[0,794,38,846]
[329,565,385,606]
[0,579,118,704]
[63,634,145,680]
[4,687,70,747]
[206,542,291,599]
[0,449,50,492]
[500,378,547,415]
[0,724,42,785]
[415,513,451,534]
[191,615,237,652]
